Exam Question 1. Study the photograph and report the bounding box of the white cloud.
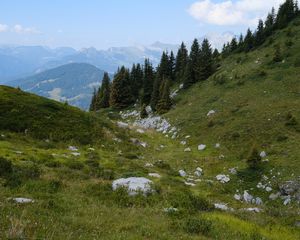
[0,24,9,32]
[13,24,40,34]
[188,0,285,26]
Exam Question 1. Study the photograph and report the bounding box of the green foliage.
[183,217,212,235]
[247,146,262,169]
[140,104,148,119]
[273,44,283,62]
[0,157,13,177]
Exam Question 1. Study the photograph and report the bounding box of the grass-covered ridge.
[0,85,112,143]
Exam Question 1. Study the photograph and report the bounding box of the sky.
[0,0,285,50]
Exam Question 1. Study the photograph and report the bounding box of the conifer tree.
[265,7,276,36]
[169,51,175,81]
[175,42,188,82]
[130,63,144,101]
[189,39,201,83]
[150,72,162,111]
[141,59,154,105]
[95,72,111,109]
[110,66,133,109]
[230,37,238,52]
[183,60,193,89]
[199,39,214,81]
[156,78,172,114]
[89,88,97,111]
[255,19,265,46]
[243,29,254,52]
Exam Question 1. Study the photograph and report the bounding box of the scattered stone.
[255,197,263,205]
[130,138,148,148]
[260,151,267,158]
[194,167,203,177]
[145,163,154,167]
[117,121,129,129]
[243,208,261,213]
[184,147,191,152]
[148,173,161,178]
[13,151,23,155]
[214,203,233,211]
[164,207,178,213]
[207,110,216,117]
[295,221,300,228]
[88,147,95,151]
[184,182,196,187]
[1,134,5,137]
[269,192,280,200]
[179,170,187,177]
[198,144,206,151]
[12,198,34,204]
[68,146,78,151]
[71,152,80,157]
[280,180,300,196]
[136,129,145,134]
[283,197,291,206]
[216,174,230,183]
[180,140,187,145]
[265,187,272,192]
[229,168,237,175]
[243,191,253,203]
[234,194,242,201]
[112,177,153,196]
[185,135,191,139]
[215,143,220,148]
[219,154,225,160]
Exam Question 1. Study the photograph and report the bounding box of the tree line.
[90,0,300,114]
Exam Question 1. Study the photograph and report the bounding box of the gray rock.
[117,121,129,129]
[234,194,241,201]
[280,180,300,196]
[243,191,253,203]
[260,151,267,158]
[112,177,153,196]
[184,147,191,152]
[216,174,230,183]
[269,192,280,200]
[148,173,161,178]
[12,198,34,204]
[207,110,216,116]
[179,170,187,177]
[198,144,206,151]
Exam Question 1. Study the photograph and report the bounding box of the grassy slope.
[0,19,300,239]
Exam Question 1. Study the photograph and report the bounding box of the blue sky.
[0,0,284,49]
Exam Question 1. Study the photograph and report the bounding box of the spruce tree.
[130,63,144,101]
[265,8,276,36]
[199,39,213,81]
[189,39,201,83]
[110,66,133,109]
[156,78,172,114]
[141,59,154,105]
[183,60,193,89]
[255,19,265,47]
[89,88,97,111]
[150,72,162,111]
[175,42,188,82]
[230,37,238,52]
[95,72,111,109]
[244,29,254,52]
[169,51,175,82]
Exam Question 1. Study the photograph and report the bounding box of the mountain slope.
[8,63,106,109]
[164,18,300,171]
[0,85,111,143]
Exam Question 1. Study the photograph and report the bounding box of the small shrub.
[285,113,298,126]
[0,157,13,177]
[207,120,215,128]
[247,146,262,170]
[258,70,267,77]
[140,105,148,119]
[285,40,293,48]
[65,160,84,170]
[273,45,283,63]
[213,74,227,85]
[45,160,61,168]
[154,160,171,170]
[183,217,212,236]
[277,134,288,142]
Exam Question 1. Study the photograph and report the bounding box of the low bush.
[183,217,212,236]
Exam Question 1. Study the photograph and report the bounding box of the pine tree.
[175,42,188,82]
[183,60,193,89]
[141,59,154,105]
[89,88,97,111]
[230,37,238,52]
[150,72,162,111]
[244,29,254,52]
[130,63,144,101]
[199,39,214,81]
[265,7,276,36]
[276,0,296,29]
[110,66,133,109]
[95,72,111,109]
[169,51,175,82]
[255,19,265,46]
[156,78,172,114]
[189,39,201,83]
[273,44,283,62]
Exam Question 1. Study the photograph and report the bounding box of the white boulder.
[12,198,34,204]
[260,151,267,158]
[184,147,191,152]
[198,144,206,151]
[117,121,129,129]
[148,173,161,178]
[234,194,242,201]
[207,110,216,117]
[243,191,253,203]
[68,146,78,151]
[112,177,153,196]
[216,174,230,183]
[179,170,187,177]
